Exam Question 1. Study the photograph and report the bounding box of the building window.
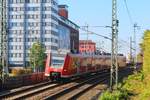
[51,30,58,36]
[51,0,58,6]
[51,7,58,14]
[51,46,58,50]
[42,7,51,11]
[42,0,51,3]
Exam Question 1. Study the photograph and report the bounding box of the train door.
[75,57,80,75]
[71,56,80,75]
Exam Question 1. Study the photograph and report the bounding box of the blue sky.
[59,0,150,55]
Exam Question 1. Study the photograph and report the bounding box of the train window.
[50,53,66,68]
[51,59,64,68]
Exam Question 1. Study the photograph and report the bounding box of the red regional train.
[45,53,126,81]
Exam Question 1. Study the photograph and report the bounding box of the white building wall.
[7,0,59,67]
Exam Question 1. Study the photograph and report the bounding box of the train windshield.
[51,54,66,68]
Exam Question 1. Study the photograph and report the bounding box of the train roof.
[68,53,126,58]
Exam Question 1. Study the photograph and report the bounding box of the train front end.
[45,53,66,81]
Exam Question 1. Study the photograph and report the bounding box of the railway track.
[0,81,58,99]
[0,69,108,100]
[43,67,131,100]
[44,72,109,100]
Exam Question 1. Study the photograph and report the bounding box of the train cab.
[45,53,66,80]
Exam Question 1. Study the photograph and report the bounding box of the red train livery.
[45,53,126,80]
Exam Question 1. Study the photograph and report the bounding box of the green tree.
[29,42,46,72]
[141,30,150,74]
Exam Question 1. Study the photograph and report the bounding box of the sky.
[59,0,150,56]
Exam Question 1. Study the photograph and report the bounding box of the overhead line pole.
[133,23,138,70]
[0,0,8,76]
[86,24,89,54]
[130,37,133,64]
[110,0,119,90]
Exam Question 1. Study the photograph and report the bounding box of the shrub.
[99,91,114,100]
[11,68,32,76]
[99,89,129,100]
[123,72,145,86]
[11,69,18,76]
[24,68,33,74]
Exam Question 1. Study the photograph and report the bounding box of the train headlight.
[45,73,50,76]
[64,69,67,72]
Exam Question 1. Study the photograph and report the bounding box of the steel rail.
[44,72,110,100]
[68,76,109,100]
[0,81,52,98]
[15,69,109,99]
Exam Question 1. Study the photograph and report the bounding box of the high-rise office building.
[6,0,59,67]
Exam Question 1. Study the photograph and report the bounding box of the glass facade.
[58,25,70,50]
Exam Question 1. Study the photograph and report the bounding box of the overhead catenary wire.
[79,27,112,40]
[79,26,132,50]
[123,0,134,25]
[123,0,140,70]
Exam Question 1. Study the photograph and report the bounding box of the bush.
[99,89,129,100]
[25,68,32,74]
[99,91,114,100]
[11,68,32,76]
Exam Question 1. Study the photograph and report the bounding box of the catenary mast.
[110,0,119,90]
[0,0,8,74]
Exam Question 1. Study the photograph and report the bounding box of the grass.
[99,71,150,100]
